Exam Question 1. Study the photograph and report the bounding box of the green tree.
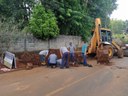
[124,20,128,33]
[87,0,117,27]
[0,0,118,41]
[110,19,128,43]
[29,3,59,40]
[110,19,125,34]
[0,0,35,29]
[41,0,93,40]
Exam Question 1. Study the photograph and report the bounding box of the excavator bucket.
[97,44,110,64]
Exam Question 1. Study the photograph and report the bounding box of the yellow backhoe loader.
[87,18,124,59]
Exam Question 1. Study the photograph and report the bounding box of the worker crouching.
[39,50,48,65]
[48,50,58,68]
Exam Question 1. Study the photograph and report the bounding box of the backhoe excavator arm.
[87,18,102,54]
[112,41,124,58]
[112,41,121,50]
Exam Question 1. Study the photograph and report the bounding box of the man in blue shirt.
[82,41,92,67]
[48,51,58,68]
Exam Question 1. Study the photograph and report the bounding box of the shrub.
[29,3,59,40]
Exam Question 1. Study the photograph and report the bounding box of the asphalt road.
[0,57,128,96]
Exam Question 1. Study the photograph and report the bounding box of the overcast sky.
[110,0,128,21]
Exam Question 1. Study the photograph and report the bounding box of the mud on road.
[0,57,128,96]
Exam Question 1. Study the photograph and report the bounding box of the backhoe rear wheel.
[104,45,114,59]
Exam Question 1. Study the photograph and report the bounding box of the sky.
[110,0,128,21]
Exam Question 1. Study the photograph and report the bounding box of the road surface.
[0,57,128,96]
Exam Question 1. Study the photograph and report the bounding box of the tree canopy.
[29,3,59,40]
[0,0,35,28]
[110,19,126,34]
[109,19,128,43]
[87,0,117,27]
[0,0,118,40]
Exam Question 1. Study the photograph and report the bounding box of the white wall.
[8,35,81,52]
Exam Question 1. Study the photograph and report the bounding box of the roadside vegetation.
[0,0,117,40]
[29,3,59,40]
[110,19,128,43]
[1,0,128,51]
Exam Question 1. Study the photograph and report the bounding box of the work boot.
[60,67,64,69]
[83,64,88,66]
[51,66,53,68]
[88,64,93,67]
[84,64,93,67]
[66,66,69,68]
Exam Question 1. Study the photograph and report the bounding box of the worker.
[48,50,58,68]
[39,50,48,65]
[60,47,69,69]
[81,41,92,67]
[68,42,76,64]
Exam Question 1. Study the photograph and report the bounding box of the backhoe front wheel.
[104,45,114,59]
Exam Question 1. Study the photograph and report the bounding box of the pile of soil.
[0,51,41,74]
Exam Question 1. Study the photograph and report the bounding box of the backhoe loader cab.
[100,28,112,43]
